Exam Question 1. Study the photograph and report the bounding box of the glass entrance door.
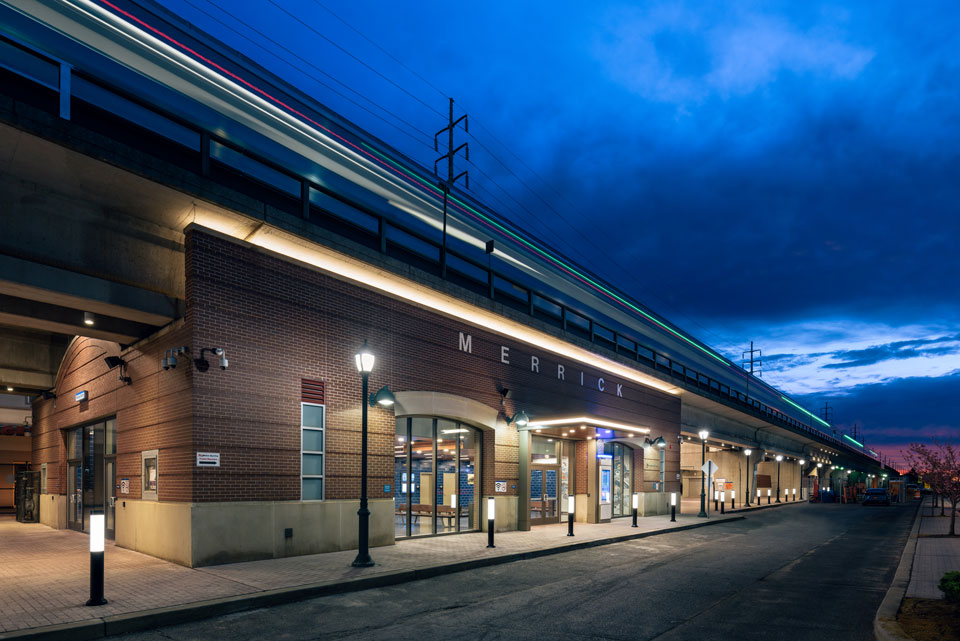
[530,466,559,525]
[67,462,82,531]
[64,419,116,538]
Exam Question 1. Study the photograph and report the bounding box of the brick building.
[30,227,681,566]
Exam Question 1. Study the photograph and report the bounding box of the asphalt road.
[119,502,917,641]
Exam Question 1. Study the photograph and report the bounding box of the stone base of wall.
[639,491,670,516]
[38,493,65,529]
[116,498,396,567]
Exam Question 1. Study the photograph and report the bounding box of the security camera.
[213,348,228,370]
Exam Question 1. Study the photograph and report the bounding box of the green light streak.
[360,143,731,367]
[779,395,831,427]
[843,433,864,447]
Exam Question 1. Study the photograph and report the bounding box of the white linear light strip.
[204,222,679,395]
[528,417,651,434]
[63,0,441,214]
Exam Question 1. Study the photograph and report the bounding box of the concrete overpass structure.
[0,0,887,562]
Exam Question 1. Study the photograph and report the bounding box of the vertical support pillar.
[517,429,531,532]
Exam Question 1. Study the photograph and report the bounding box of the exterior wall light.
[83,312,95,326]
[506,411,529,427]
[369,385,395,406]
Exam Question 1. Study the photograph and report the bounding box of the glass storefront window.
[301,403,324,501]
[394,417,481,539]
[531,437,558,464]
[605,442,633,517]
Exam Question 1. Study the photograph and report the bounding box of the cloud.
[701,319,960,396]
[594,4,874,104]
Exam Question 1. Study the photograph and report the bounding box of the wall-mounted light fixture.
[83,312,95,326]
[506,411,529,427]
[194,348,228,372]
[369,385,395,407]
[162,347,190,370]
[103,356,131,385]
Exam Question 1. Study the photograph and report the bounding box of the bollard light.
[85,513,107,606]
[568,495,575,536]
[720,490,725,514]
[632,492,639,528]
[451,494,457,509]
[731,490,736,510]
[487,497,496,548]
[792,488,796,501]
[714,489,719,512]
[767,488,771,504]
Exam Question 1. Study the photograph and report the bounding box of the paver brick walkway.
[906,498,960,599]
[0,506,753,635]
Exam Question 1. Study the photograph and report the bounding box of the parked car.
[862,488,891,506]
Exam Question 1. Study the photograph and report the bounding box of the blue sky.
[161,0,960,469]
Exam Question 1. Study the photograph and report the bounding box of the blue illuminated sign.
[75,390,88,402]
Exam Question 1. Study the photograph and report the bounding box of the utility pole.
[434,98,469,279]
[820,402,834,424]
[741,341,762,377]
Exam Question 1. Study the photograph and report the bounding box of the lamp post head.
[744,449,752,456]
[776,455,783,462]
[817,463,823,468]
[655,437,667,449]
[355,340,375,374]
[799,459,806,466]
[698,430,709,440]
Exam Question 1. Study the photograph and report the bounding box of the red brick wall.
[185,228,680,503]
[30,329,194,502]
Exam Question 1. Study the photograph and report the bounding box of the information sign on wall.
[196,452,220,467]
[120,479,129,494]
[495,481,507,493]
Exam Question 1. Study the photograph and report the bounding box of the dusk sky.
[163,0,960,470]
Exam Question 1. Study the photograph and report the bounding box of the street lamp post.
[698,430,709,518]
[744,449,752,506]
[352,341,375,568]
[775,455,783,503]
[799,459,806,500]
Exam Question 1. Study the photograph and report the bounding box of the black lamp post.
[744,449,752,506]
[698,430,709,517]
[352,341,375,568]
[799,459,806,500]
[775,455,783,503]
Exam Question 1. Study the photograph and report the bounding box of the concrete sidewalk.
[906,497,960,600]
[0,505,775,640]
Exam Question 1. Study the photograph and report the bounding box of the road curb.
[873,499,925,641]
[0,515,744,641]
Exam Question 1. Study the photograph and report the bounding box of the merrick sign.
[458,331,633,400]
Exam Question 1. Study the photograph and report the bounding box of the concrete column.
[586,439,598,523]
[517,430,530,531]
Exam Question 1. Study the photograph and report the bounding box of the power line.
[264,0,445,119]
[188,0,438,155]
[309,0,449,102]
